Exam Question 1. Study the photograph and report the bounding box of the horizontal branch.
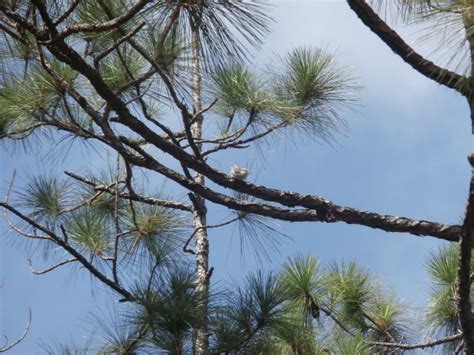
[64,171,193,212]
[119,138,461,242]
[346,0,469,96]
[370,332,463,350]
[49,0,152,42]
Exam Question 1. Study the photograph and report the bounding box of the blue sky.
[1,1,472,353]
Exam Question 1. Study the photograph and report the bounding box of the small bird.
[230,164,250,180]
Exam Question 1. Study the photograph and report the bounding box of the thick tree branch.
[370,332,463,350]
[119,136,461,241]
[346,0,469,97]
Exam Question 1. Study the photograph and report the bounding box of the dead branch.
[0,308,31,353]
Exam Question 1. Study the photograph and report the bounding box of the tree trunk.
[457,10,474,354]
[190,10,209,355]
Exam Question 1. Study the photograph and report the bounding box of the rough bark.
[457,154,474,354]
[457,10,474,354]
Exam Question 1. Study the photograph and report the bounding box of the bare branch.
[93,21,146,68]
[370,332,463,350]
[0,308,31,353]
[203,122,286,156]
[454,340,464,354]
[46,0,152,43]
[183,216,241,254]
[192,98,218,123]
[27,258,77,275]
[64,171,193,212]
[52,0,81,26]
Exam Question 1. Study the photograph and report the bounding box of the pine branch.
[42,0,152,43]
[92,21,146,68]
[346,0,469,97]
[119,135,461,241]
[64,171,193,212]
[7,7,461,242]
[0,202,134,301]
[369,332,463,350]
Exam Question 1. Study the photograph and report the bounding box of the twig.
[27,258,77,275]
[44,0,152,43]
[112,153,121,284]
[203,121,285,156]
[362,309,396,343]
[52,0,81,26]
[191,98,218,124]
[93,21,145,68]
[183,216,240,254]
[318,302,355,336]
[2,170,48,239]
[146,260,160,294]
[454,340,464,354]
[0,308,31,353]
[0,202,134,301]
[65,171,192,212]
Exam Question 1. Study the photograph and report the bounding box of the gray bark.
[190,11,209,354]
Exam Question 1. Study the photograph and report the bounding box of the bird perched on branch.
[230,164,250,180]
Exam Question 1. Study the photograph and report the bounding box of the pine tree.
[0,0,473,353]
